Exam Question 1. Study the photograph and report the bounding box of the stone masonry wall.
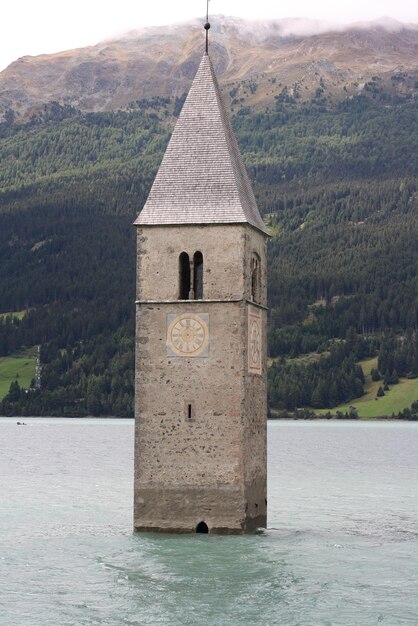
[134,223,268,533]
[136,224,246,302]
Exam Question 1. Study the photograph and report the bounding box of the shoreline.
[0,415,415,422]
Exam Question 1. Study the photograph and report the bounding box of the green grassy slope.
[317,357,418,418]
[0,310,26,320]
[0,351,36,400]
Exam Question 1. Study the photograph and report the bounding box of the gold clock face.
[167,314,209,357]
[248,307,262,373]
[250,319,261,366]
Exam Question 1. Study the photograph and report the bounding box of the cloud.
[235,14,418,42]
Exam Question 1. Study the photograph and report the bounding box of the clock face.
[248,307,262,373]
[250,319,261,367]
[167,313,209,357]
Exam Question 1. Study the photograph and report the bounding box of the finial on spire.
[204,0,211,54]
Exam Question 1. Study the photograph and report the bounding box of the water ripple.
[1,419,418,625]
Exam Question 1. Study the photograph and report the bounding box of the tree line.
[0,93,417,415]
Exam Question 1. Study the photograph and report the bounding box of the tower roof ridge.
[135,53,268,234]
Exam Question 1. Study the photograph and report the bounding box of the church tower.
[134,44,269,533]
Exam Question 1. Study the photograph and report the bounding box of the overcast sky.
[1,0,418,72]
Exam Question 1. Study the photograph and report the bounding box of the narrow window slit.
[179,252,190,299]
[251,253,261,303]
[193,251,203,299]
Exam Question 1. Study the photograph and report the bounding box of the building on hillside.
[133,25,268,533]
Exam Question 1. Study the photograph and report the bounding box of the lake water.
[0,419,417,626]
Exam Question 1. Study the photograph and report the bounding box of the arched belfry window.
[251,253,261,303]
[193,251,203,300]
[179,251,204,300]
[179,252,190,300]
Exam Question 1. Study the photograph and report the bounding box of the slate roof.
[134,53,268,234]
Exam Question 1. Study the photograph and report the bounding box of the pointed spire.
[135,54,268,234]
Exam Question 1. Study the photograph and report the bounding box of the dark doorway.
[196,521,209,533]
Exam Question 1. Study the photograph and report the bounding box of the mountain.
[1,16,418,121]
[0,17,418,417]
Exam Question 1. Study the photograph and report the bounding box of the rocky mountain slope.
[1,16,418,120]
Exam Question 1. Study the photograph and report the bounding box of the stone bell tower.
[133,45,269,533]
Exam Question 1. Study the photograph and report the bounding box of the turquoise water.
[0,418,417,625]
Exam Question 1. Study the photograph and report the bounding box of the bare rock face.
[1,15,418,120]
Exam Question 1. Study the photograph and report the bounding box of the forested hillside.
[0,84,417,415]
